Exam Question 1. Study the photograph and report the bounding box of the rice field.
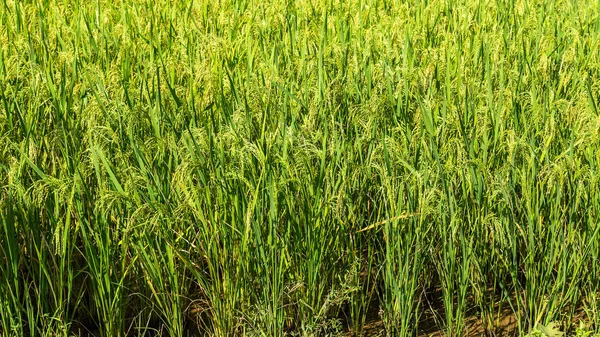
[1,0,600,336]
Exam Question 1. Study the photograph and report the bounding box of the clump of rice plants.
[1,0,599,336]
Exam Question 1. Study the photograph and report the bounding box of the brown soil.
[344,292,592,337]
[345,305,519,337]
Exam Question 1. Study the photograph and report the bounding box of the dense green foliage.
[1,0,600,336]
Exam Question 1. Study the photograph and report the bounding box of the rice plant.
[1,0,600,336]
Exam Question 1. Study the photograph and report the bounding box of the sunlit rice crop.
[1,0,600,336]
